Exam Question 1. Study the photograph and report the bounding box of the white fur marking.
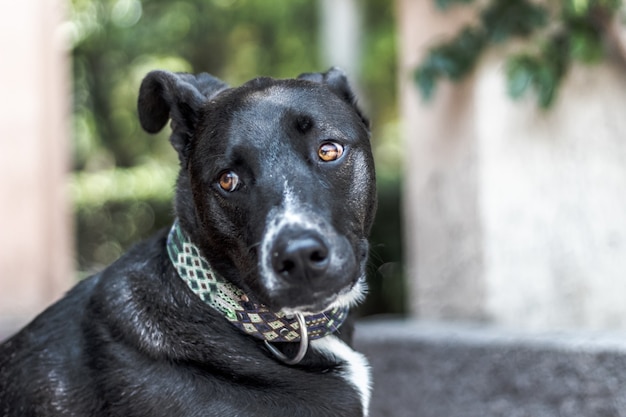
[311,335,372,416]
[259,182,325,293]
[327,276,368,310]
[279,277,367,316]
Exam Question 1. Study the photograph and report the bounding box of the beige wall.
[398,1,485,320]
[476,61,626,329]
[399,0,626,330]
[0,0,73,334]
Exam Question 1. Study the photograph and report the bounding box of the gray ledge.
[355,319,626,417]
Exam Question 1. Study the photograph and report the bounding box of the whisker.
[247,241,262,251]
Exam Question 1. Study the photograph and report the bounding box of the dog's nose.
[272,234,330,280]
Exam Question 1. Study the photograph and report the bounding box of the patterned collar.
[166,220,349,344]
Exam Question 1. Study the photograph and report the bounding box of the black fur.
[0,68,376,417]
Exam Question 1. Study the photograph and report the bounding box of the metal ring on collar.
[264,313,309,365]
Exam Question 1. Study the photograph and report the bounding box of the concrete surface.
[355,320,626,417]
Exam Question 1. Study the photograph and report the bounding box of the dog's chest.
[311,335,371,416]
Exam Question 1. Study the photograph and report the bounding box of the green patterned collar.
[166,220,349,344]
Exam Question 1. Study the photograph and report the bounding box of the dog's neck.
[166,219,349,345]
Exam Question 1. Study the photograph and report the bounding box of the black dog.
[0,68,377,417]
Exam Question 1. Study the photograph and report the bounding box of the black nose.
[272,234,330,280]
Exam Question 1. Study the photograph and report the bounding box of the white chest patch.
[311,335,372,416]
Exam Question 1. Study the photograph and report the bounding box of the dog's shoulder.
[0,231,172,415]
[0,269,98,414]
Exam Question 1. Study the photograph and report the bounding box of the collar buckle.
[263,313,309,365]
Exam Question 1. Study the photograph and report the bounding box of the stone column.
[475,61,626,329]
[398,0,626,330]
[0,0,73,334]
[398,0,485,321]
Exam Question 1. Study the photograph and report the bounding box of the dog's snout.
[271,234,330,280]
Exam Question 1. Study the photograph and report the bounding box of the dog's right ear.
[297,67,369,128]
[137,70,228,160]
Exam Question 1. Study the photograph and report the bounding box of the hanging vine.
[415,0,624,108]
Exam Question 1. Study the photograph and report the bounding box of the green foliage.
[361,0,399,125]
[415,0,623,108]
[506,34,570,108]
[434,0,475,10]
[71,0,320,170]
[481,0,548,42]
[415,27,486,99]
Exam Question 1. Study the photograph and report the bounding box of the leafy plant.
[415,0,623,108]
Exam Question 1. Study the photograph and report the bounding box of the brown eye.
[318,142,344,162]
[218,171,239,192]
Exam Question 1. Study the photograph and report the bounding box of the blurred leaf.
[482,0,548,42]
[505,33,570,108]
[434,0,475,10]
[419,0,620,109]
[534,63,559,108]
[506,55,536,99]
[569,26,603,62]
[565,0,591,15]
[414,67,438,100]
[563,0,621,16]
[414,27,486,100]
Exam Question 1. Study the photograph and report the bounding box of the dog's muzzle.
[260,227,360,311]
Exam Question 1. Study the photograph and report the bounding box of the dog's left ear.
[137,70,228,160]
[297,67,369,128]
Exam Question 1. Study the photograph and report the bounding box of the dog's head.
[138,68,376,314]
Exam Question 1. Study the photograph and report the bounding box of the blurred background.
[1,0,403,330]
[4,1,626,415]
[2,0,626,336]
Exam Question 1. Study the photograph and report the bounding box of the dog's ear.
[297,67,369,128]
[137,70,228,159]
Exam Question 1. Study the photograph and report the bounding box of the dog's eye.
[218,171,240,192]
[318,142,344,162]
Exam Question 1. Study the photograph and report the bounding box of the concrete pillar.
[398,0,485,320]
[0,0,73,334]
[399,0,626,330]
[476,61,626,330]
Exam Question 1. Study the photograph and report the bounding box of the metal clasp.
[264,313,309,365]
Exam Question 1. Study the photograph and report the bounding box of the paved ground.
[355,320,626,417]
